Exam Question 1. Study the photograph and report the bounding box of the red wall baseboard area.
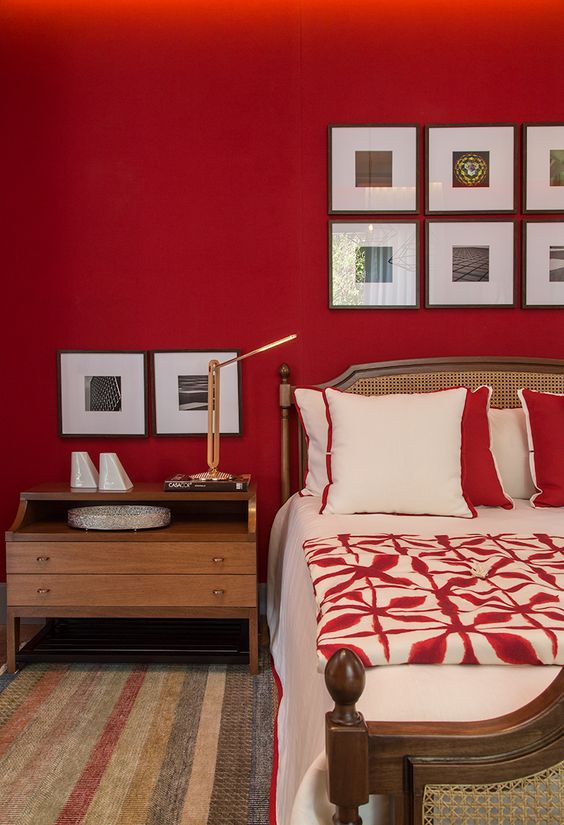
[1,1,563,580]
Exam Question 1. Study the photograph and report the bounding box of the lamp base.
[188,470,236,481]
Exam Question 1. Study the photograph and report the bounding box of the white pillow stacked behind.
[488,408,536,500]
[294,387,328,498]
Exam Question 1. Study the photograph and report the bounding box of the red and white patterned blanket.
[303,533,564,667]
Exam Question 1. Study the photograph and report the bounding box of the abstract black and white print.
[549,246,564,281]
[85,376,122,412]
[178,375,207,411]
[452,246,490,282]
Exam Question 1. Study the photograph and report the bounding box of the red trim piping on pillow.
[319,387,334,514]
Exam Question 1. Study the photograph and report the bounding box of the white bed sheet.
[267,494,563,825]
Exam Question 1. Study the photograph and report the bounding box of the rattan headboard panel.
[346,371,564,409]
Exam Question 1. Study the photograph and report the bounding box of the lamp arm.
[215,333,297,370]
[193,333,297,481]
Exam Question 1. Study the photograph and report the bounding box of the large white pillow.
[488,407,537,500]
[294,387,329,496]
[322,387,474,517]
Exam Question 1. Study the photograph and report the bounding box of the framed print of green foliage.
[524,123,564,212]
[329,221,419,309]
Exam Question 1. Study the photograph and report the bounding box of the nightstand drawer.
[6,542,255,575]
[7,574,257,607]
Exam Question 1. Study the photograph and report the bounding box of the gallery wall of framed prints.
[328,121,564,310]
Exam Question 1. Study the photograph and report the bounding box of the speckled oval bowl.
[68,505,171,531]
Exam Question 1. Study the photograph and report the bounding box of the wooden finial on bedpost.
[325,650,369,825]
[325,648,366,726]
[279,363,292,504]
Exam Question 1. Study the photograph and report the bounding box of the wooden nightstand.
[5,483,258,674]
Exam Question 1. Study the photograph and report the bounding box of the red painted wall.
[2,0,563,581]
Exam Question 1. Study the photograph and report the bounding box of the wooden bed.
[278,356,564,825]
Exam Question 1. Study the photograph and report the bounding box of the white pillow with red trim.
[293,387,328,496]
[321,387,475,517]
[518,388,564,507]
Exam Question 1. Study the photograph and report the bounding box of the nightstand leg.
[6,610,20,674]
[248,607,258,675]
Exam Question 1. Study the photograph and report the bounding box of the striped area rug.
[0,652,277,825]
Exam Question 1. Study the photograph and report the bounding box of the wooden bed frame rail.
[325,649,564,825]
[278,355,564,824]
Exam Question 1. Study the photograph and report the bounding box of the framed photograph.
[152,350,241,436]
[329,221,419,309]
[58,351,147,437]
[329,124,419,214]
[523,220,564,307]
[523,123,564,212]
[426,124,517,214]
[426,220,516,308]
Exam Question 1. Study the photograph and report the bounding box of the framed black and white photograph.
[426,124,517,214]
[524,123,564,212]
[329,221,419,309]
[523,220,564,307]
[151,350,241,436]
[329,124,419,214]
[426,220,516,307]
[58,351,148,436]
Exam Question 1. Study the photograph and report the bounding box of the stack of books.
[163,474,251,492]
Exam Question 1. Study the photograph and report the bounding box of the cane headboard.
[278,355,564,503]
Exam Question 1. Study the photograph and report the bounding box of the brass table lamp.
[190,333,297,481]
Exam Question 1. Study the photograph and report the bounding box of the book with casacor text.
[163,474,251,492]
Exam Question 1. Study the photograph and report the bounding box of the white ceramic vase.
[98,453,133,491]
[70,452,99,490]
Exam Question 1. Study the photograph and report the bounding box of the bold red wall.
[2,0,563,581]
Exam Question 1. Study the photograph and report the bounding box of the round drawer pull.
[36,556,50,563]
[212,557,225,564]
[36,588,50,595]
[212,589,225,596]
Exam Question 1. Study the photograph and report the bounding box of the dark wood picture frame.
[328,123,420,215]
[57,350,149,438]
[151,349,243,437]
[523,122,564,213]
[329,219,420,310]
[425,123,518,215]
[425,217,517,308]
[522,217,564,308]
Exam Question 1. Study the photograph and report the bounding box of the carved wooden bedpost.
[279,363,292,504]
[325,649,369,825]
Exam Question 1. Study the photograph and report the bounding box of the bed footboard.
[325,650,370,825]
[325,649,564,825]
